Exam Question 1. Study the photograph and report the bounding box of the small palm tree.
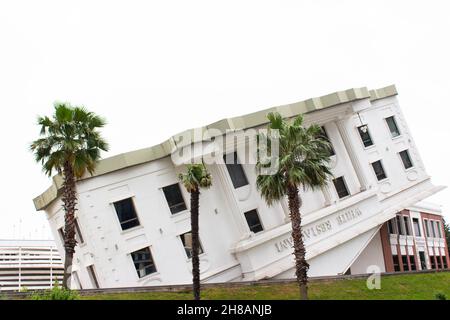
[256,112,333,300]
[30,102,108,289]
[179,163,212,300]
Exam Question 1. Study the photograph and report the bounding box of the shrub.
[31,285,79,300]
[435,292,447,300]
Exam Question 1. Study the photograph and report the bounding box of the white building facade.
[0,240,63,291]
[33,85,448,289]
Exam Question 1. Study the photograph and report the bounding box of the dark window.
[385,116,400,137]
[113,198,140,230]
[430,256,436,269]
[387,219,395,234]
[399,150,413,169]
[180,231,204,259]
[443,257,448,269]
[162,184,187,214]
[436,221,442,238]
[393,255,400,272]
[371,160,387,181]
[436,256,442,269]
[87,265,99,288]
[74,219,84,244]
[320,126,335,156]
[357,125,373,147]
[244,209,264,233]
[333,176,350,199]
[430,221,436,238]
[396,215,404,235]
[419,252,427,270]
[403,216,411,236]
[401,255,409,271]
[412,218,421,236]
[224,152,249,188]
[131,247,157,278]
[409,256,416,271]
[424,219,430,237]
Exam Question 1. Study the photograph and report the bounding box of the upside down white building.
[33,85,449,289]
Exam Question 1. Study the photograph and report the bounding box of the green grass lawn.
[81,272,450,300]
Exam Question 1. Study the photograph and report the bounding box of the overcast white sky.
[0,0,449,240]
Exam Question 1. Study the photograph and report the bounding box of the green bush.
[31,285,79,300]
[435,292,447,300]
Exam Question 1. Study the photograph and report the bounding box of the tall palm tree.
[178,163,212,300]
[256,112,333,300]
[30,102,108,289]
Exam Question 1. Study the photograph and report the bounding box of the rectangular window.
[87,265,99,289]
[74,219,84,244]
[387,219,395,234]
[72,271,83,290]
[162,183,187,214]
[443,257,448,269]
[430,221,436,238]
[412,218,421,237]
[436,256,442,269]
[357,125,374,147]
[224,152,249,188]
[333,176,350,199]
[396,215,404,235]
[131,247,157,278]
[403,216,411,236]
[385,116,401,137]
[180,231,204,259]
[371,160,387,181]
[244,209,264,234]
[320,126,335,156]
[393,255,400,272]
[401,255,409,271]
[113,198,140,230]
[419,251,427,270]
[399,150,413,169]
[436,221,442,238]
[409,255,416,271]
[430,256,436,269]
[424,219,430,237]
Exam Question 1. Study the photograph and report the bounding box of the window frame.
[333,176,350,199]
[86,265,100,289]
[357,125,374,148]
[179,231,204,259]
[162,183,188,215]
[112,197,141,231]
[243,209,264,234]
[130,247,158,279]
[74,218,84,245]
[412,218,421,237]
[398,149,414,170]
[385,116,401,138]
[371,160,388,181]
[223,152,249,189]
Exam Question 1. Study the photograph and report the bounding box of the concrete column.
[321,184,334,206]
[215,164,252,239]
[336,118,370,192]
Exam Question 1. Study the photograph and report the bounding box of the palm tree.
[30,102,108,289]
[178,163,212,300]
[256,112,333,300]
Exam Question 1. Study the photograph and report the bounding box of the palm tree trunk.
[61,161,78,289]
[191,188,201,300]
[287,184,309,300]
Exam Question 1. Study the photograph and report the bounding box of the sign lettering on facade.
[275,207,363,253]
